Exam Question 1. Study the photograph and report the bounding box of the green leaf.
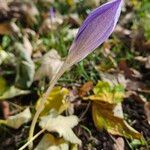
[93,81,111,95]
[85,81,124,104]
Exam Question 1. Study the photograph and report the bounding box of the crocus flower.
[49,7,55,21]
[27,1,123,149]
[66,0,123,65]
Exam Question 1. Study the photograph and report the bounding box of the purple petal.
[66,0,123,65]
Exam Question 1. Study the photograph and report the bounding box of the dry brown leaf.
[39,16,63,33]
[0,101,10,119]
[23,35,33,57]
[0,0,9,11]
[145,56,150,69]
[144,102,150,125]
[22,2,39,26]
[79,81,93,97]
[100,72,128,88]
[0,22,20,35]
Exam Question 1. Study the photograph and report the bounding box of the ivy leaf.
[36,87,70,116]
[92,102,141,139]
[39,110,81,145]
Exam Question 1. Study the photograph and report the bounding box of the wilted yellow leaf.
[92,103,141,139]
[39,110,81,145]
[84,81,124,104]
[66,0,74,6]
[36,87,70,116]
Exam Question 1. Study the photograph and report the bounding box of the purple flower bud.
[66,0,123,65]
[49,7,55,21]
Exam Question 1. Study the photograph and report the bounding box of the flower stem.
[28,62,69,149]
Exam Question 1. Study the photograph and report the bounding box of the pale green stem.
[28,61,70,149]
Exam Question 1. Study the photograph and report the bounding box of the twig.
[79,102,91,120]
[19,128,45,150]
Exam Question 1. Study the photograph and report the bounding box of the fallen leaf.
[0,22,20,35]
[0,107,32,129]
[0,50,8,65]
[34,49,63,81]
[35,133,69,150]
[79,81,93,97]
[84,81,124,104]
[0,49,15,65]
[65,28,79,41]
[36,87,70,116]
[66,0,75,6]
[92,103,141,139]
[0,0,9,11]
[39,15,63,33]
[115,25,131,36]
[100,72,128,88]
[113,137,124,150]
[85,0,100,7]
[0,86,30,100]
[0,76,30,99]
[144,102,150,125]
[14,42,35,89]
[145,56,150,69]
[22,2,39,26]
[23,35,33,57]
[85,81,141,139]
[0,76,7,95]
[118,60,134,79]
[39,109,81,145]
